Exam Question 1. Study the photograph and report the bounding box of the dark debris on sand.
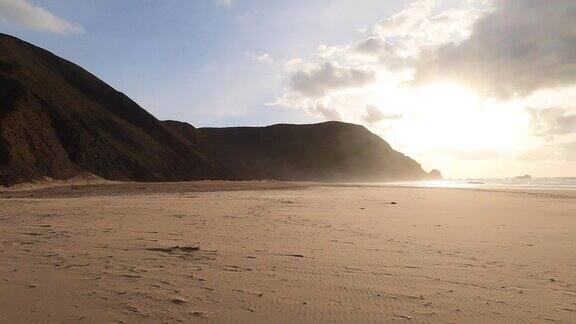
[146,245,200,253]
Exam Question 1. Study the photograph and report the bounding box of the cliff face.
[198,122,429,182]
[0,33,221,185]
[0,33,431,185]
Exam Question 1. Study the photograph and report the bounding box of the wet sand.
[0,181,575,323]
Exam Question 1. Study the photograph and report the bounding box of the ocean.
[380,177,576,190]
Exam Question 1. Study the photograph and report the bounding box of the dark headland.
[0,33,434,186]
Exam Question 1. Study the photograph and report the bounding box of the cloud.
[375,0,438,38]
[310,103,342,121]
[519,141,576,162]
[0,0,83,35]
[285,60,376,98]
[413,0,576,99]
[273,0,484,123]
[272,59,376,120]
[247,51,273,63]
[215,0,235,8]
[526,107,576,139]
[363,105,402,124]
[372,0,485,61]
[354,37,389,57]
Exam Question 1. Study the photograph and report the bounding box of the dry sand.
[0,181,575,323]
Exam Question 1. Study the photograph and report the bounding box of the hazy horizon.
[1,0,575,179]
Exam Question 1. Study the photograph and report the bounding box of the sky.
[1,0,575,179]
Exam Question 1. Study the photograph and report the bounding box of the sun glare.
[375,82,529,157]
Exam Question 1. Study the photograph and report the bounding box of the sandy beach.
[1,181,575,323]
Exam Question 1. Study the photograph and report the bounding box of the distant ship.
[515,174,532,179]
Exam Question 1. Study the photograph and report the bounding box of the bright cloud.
[274,0,487,119]
[0,0,83,35]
